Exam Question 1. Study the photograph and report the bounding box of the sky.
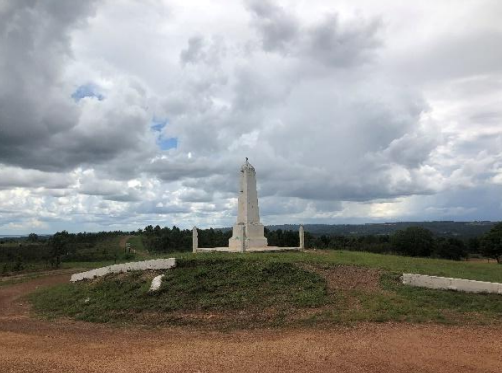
[0,0,501,234]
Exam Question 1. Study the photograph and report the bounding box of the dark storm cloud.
[0,1,96,157]
[246,0,381,67]
[302,14,382,68]
[246,0,299,53]
[0,0,155,172]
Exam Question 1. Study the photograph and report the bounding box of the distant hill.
[266,221,497,238]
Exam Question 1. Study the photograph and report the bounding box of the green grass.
[30,258,329,328]
[29,252,502,329]
[333,273,502,325]
[126,236,150,259]
[169,250,502,283]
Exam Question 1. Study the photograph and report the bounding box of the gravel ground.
[0,272,501,373]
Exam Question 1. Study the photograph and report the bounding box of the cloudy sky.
[1,0,501,234]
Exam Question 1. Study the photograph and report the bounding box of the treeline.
[1,230,132,272]
[141,225,194,252]
[269,221,495,238]
[140,225,304,252]
[2,223,500,275]
[311,224,502,262]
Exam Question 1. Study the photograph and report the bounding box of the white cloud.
[0,0,501,234]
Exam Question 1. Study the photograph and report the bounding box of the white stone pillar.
[299,225,305,249]
[192,226,198,253]
[229,158,268,250]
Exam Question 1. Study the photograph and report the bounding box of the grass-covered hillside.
[30,251,502,329]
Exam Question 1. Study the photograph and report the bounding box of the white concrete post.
[192,226,198,253]
[299,225,305,249]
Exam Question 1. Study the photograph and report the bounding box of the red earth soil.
[0,271,501,373]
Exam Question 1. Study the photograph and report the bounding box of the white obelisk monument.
[228,158,268,251]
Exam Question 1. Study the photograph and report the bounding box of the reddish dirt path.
[119,235,133,250]
[1,273,501,373]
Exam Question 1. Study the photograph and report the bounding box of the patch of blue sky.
[71,83,104,102]
[157,136,178,150]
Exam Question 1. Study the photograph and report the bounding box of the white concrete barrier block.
[70,258,176,282]
[402,273,502,295]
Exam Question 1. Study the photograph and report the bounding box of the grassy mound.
[30,259,329,328]
[30,254,502,329]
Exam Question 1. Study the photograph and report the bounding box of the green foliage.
[391,227,435,257]
[142,225,194,252]
[0,243,51,263]
[141,225,303,253]
[123,252,136,261]
[27,233,39,242]
[49,230,70,268]
[270,221,495,238]
[265,228,300,247]
[433,237,467,261]
[0,232,132,276]
[312,234,391,253]
[480,222,502,263]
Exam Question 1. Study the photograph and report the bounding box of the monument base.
[228,222,268,251]
[195,246,301,253]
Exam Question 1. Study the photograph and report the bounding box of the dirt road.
[0,273,501,373]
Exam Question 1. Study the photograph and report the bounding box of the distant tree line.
[269,221,495,238]
[310,223,502,262]
[1,230,132,272]
[140,225,305,252]
[2,223,501,275]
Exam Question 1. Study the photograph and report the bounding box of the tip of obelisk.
[241,157,255,171]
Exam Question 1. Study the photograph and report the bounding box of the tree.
[27,233,39,242]
[480,222,502,263]
[49,230,69,268]
[433,237,466,261]
[391,227,435,257]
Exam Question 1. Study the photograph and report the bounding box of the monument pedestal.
[229,222,268,251]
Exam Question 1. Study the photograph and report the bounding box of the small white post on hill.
[192,226,198,253]
[299,225,305,249]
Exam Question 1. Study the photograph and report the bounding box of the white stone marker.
[149,274,165,292]
[299,225,305,249]
[228,158,268,251]
[192,226,198,253]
